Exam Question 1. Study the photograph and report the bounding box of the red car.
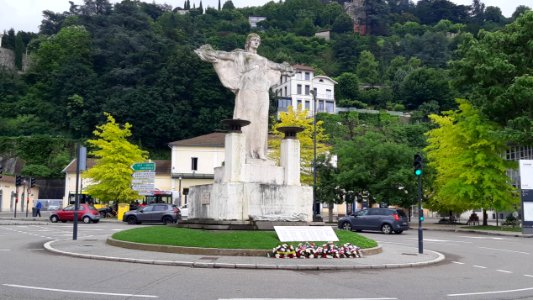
[49,204,101,224]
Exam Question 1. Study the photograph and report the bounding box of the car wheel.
[127,216,137,225]
[82,216,91,224]
[394,230,403,234]
[381,224,393,234]
[50,215,59,223]
[341,222,353,231]
[162,216,173,225]
[93,220,100,224]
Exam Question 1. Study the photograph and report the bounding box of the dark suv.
[123,203,180,225]
[338,208,409,234]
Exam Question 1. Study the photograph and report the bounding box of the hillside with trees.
[0,0,531,216]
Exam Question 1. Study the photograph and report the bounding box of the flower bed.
[268,242,362,258]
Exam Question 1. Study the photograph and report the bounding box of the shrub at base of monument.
[269,242,362,258]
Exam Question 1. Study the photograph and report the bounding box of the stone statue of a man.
[195,33,294,160]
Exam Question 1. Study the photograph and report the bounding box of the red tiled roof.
[168,132,225,148]
[292,64,314,71]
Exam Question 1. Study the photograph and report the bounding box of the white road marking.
[497,269,513,274]
[219,298,398,300]
[473,265,487,269]
[451,261,465,265]
[2,284,158,298]
[458,235,504,240]
[478,246,530,255]
[524,275,533,278]
[448,287,533,297]
[408,238,472,244]
[0,249,10,251]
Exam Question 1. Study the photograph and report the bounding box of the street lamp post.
[178,176,182,207]
[310,90,321,222]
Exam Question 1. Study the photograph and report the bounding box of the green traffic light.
[415,169,422,176]
[419,216,424,221]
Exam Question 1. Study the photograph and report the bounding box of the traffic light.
[30,177,36,187]
[15,175,22,186]
[419,215,425,222]
[413,153,423,176]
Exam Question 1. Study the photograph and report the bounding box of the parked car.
[49,204,101,224]
[338,208,409,234]
[180,203,188,218]
[123,203,180,225]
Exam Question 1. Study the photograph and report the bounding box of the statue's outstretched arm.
[268,60,295,77]
[194,44,234,63]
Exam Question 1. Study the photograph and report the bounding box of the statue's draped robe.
[210,50,282,159]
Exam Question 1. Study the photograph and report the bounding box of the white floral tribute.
[268,242,362,258]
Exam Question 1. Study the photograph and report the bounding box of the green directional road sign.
[131,162,156,171]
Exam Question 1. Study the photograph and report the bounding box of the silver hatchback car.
[123,203,181,225]
[338,208,409,234]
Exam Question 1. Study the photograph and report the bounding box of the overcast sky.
[1,0,531,33]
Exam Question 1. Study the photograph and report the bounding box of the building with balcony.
[274,64,337,117]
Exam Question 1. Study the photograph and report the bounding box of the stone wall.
[0,48,16,70]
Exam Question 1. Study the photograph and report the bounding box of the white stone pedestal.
[188,127,313,222]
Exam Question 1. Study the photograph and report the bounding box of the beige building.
[0,175,40,213]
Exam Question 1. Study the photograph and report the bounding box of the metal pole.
[73,143,80,240]
[178,176,182,207]
[14,186,18,218]
[417,174,423,254]
[311,90,319,221]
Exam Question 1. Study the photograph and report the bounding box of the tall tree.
[83,113,148,203]
[356,50,380,87]
[451,11,533,145]
[425,99,519,224]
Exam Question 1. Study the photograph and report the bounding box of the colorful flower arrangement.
[268,242,362,258]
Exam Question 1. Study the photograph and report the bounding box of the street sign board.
[131,162,156,171]
[132,171,155,179]
[132,184,155,190]
[132,178,155,185]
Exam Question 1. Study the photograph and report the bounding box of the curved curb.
[106,237,383,257]
[44,240,445,271]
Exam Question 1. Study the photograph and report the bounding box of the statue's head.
[245,33,261,51]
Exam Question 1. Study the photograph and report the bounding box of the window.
[326,101,334,113]
[296,72,302,80]
[326,89,332,99]
[284,86,287,96]
[318,100,325,112]
[191,157,198,171]
[297,84,302,94]
[305,85,310,95]
[297,99,302,108]
[305,72,310,80]
[305,100,310,110]
[278,98,291,108]
[313,87,317,96]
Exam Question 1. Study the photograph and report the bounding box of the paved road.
[0,222,532,299]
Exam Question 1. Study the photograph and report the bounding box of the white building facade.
[274,64,337,117]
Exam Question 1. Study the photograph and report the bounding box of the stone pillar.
[278,126,304,186]
[221,119,250,183]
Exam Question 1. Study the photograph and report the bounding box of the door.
[351,209,371,230]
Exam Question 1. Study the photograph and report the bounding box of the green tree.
[335,72,360,104]
[83,113,148,203]
[356,50,380,87]
[424,99,519,224]
[451,11,533,144]
[269,106,330,185]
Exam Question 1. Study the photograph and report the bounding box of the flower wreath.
[269,242,362,258]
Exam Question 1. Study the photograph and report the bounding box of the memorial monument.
[187,33,314,226]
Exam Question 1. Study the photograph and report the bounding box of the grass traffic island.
[110,226,379,256]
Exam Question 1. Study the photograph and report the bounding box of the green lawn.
[112,226,378,249]
[461,225,522,232]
